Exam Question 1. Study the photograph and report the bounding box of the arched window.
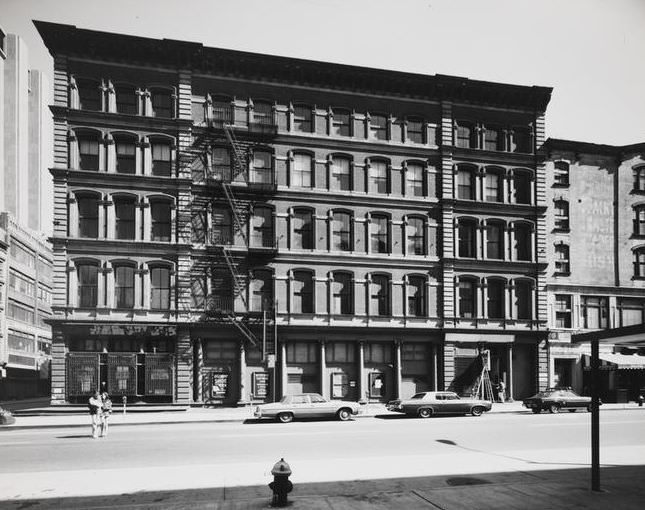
[292,208,314,250]
[457,166,476,200]
[458,218,477,258]
[554,244,570,274]
[77,262,98,307]
[150,199,171,242]
[252,150,272,184]
[455,121,476,148]
[77,194,99,238]
[250,269,273,312]
[514,223,532,261]
[458,278,477,318]
[149,88,173,118]
[554,161,570,186]
[406,163,425,197]
[293,105,312,133]
[76,78,102,111]
[77,131,100,171]
[332,211,352,251]
[253,101,273,125]
[407,275,426,317]
[371,274,390,316]
[483,125,503,151]
[633,167,645,192]
[151,138,172,177]
[292,270,314,314]
[370,214,389,254]
[554,200,569,230]
[487,279,505,319]
[514,171,532,204]
[634,248,645,278]
[368,160,389,194]
[212,147,231,181]
[211,207,232,245]
[331,155,351,191]
[407,217,426,255]
[251,206,274,248]
[114,264,135,309]
[292,153,312,188]
[634,206,645,236]
[515,280,532,320]
[115,84,137,115]
[486,221,504,259]
[331,108,350,137]
[150,266,171,310]
[407,117,424,144]
[369,114,387,140]
[484,168,503,202]
[114,196,136,240]
[332,271,353,315]
[511,126,532,153]
[114,134,137,174]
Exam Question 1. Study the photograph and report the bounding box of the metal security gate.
[67,353,100,397]
[107,353,137,397]
[144,354,173,396]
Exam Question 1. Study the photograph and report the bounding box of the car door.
[309,393,334,417]
[444,392,467,413]
[290,394,312,417]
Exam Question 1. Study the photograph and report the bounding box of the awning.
[583,353,645,370]
[444,333,516,344]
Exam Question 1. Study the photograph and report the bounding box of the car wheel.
[568,409,577,413]
[277,412,293,423]
[548,404,560,414]
[471,406,484,417]
[418,408,433,419]
[532,408,541,414]
[337,408,351,421]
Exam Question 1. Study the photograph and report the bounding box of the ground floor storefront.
[51,323,547,405]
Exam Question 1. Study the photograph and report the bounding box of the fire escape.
[190,96,278,360]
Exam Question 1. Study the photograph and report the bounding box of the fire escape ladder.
[221,182,248,246]
[225,315,260,348]
[224,124,248,182]
[221,246,248,310]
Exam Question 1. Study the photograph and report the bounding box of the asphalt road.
[0,410,644,501]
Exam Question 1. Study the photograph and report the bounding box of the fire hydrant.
[638,395,644,407]
[269,458,293,507]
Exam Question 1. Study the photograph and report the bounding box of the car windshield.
[309,394,327,403]
[411,393,427,400]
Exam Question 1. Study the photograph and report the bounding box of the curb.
[1,406,642,431]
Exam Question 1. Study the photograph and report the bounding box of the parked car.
[254,393,361,423]
[386,391,492,418]
[522,387,596,414]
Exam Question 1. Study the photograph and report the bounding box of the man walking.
[88,390,103,439]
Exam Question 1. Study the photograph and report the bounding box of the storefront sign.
[252,372,269,399]
[211,372,229,398]
[88,325,176,336]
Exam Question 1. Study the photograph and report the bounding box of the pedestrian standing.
[498,380,506,403]
[100,392,112,438]
[88,390,103,439]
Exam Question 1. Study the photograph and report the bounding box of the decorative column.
[357,341,366,403]
[66,262,77,308]
[67,194,78,238]
[105,133,115,173]
[394,340,402,399]
[507,344,514,401]
[431,344,439,391]
[238,341,247,405]
[141,136,152,176]
[320,340,327,398]
[195,338,204,403]
[100,264,112,308]
[280,341,287,399]
[507,280,515,320]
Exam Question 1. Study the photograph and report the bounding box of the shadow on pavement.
[1,465,643,509]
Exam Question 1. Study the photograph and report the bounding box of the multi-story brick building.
[36,21,552,405]
[544,139,645,402]
[0,26,53,400]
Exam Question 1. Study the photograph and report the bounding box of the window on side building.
[554,295,572,328]
[371,274,390,316]
[554,161,570,187]
[114,265,135,309]
[634,248,645,279]
[331,108,351,137]
[292,153,312,188]
[515,280,532,320]
[292,208,314,250]
[77,263,98,307]
[149,88,173,118]
[406,163,425,197]
[331,156,351,191]
[487,279,505,319]
[407,275,426,317]
[150,199,172,242]
[581,296,609,329]
[114,196,136,240]
[486,221,504,259]
[293,105,312,133]
[407,217,426,256]
[633,166,645,192]
[331,211,352,252]
[618,298,645,327]
[151,138,172,177]
[458,219,477,258]
[77,78,102,111]
[457,166,476,200]
[369,114,388,141]
[78,132,101,171]
[332,271,353,315]
[292,270,314,314]
[633,206,645,236]
[554,244,570,274]
[114,134,137,174]
[458,278,477,318]
[77,194,100,238]
[370,214,389,254]
[554,200,570,231]
[116,84,137,115]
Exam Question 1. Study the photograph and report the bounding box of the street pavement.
[0,408,644,508]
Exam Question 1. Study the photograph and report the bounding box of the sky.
[2,0,644,146]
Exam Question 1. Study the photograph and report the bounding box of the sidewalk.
[1,401,643,430]
[0,465,643,509]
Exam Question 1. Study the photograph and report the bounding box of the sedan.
[386,391,492,418]
[254,393,361,423]
[523,388,595,414]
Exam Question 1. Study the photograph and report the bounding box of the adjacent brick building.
[36,21,553,405]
